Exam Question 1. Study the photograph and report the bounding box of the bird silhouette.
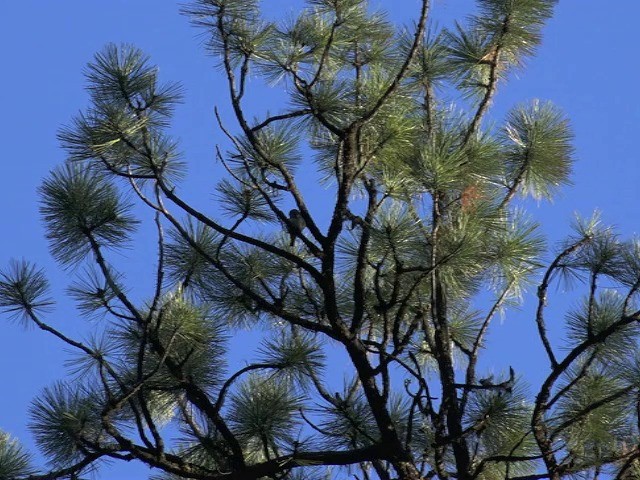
[479,375,494,387]
[288,209,306,246]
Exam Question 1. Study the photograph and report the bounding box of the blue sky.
[0,1,639,477]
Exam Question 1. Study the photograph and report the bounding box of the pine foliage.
[3,1,640,480]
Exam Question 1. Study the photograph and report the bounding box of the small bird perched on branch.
[288,209,306,246]
[479,375,494,387]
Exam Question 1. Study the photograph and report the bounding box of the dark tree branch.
[250,109,313,132]
[536,237,593,369]
[463,12,512,145]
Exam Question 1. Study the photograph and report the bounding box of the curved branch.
[536,237,592,369]
[214,362,282,412]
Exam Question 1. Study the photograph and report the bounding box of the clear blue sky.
[0,1,639,478]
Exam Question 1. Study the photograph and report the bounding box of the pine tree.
[2,1,640,480]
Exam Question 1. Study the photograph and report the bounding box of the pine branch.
[549,385,634,441]
[532,308,640,480]
[536,237,593,369]
[351,178,380,333]
[356,0,431,128]
[250,109,313,132]
[461,280,515,411]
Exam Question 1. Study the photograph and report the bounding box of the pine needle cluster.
[2,1,639,480]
